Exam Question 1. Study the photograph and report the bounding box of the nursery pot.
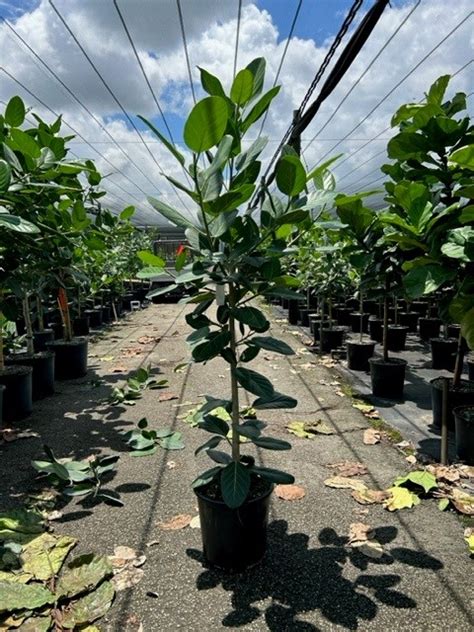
[362,300,378,316]
[431,378,474,430]
[50,321,64,340]
[84,309,103,329]
[194,481,273,572]
[453,406,474,465]
[345,298,359,310]
[47,337,88,380]
[468,356,474,381]
[320,326,345,353]
[0,365,33,422]
[336,307,352,327]
[369,357,407,400]
[411,300,429,316]
[419,318,442,342]
[447,324,461,339]
[299,309,317,328]
[387,325,409,352]
[398,311,419,333]
[430,337,457,371]
[368,317,384,343]
[287,299,301,325]
[349,312,370,334]
[33,329,55,353]
[73,316,90,337]
[347,340,375,371]
[6,352,55,399]
[0,384,4,427]
[309,315,327,335]
[101,305,112,324]
[428,305,439,318]
[122,293,135,311]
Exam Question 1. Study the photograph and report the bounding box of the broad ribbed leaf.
[276,154,306,196]
[231,68,254,105]
[192,465,222,488]
[10,129,41,159]
[450,144,474,170]
[5,96,25,127]
[233,306,269,332]
[138,250,166,267]
[221,462,251,508]
[147,284,178,298]
[148,196,196,229]
[252,437,291,450]
[249,336,294,355]
[0,160,11,192]
[183,96,228,152]
[241,86,280,133]
[253,392,297,409]
[0,581,55,612]
[57,554,112,598]
[208,449,232,465]
[195,435,223,456]
[234,367,274,398]
[192,330,231,362]
[0,213,39,233]
[199,67,226,98]
[210,209,238,237]
[251,466,294,484]
[199,414,230,436]
[138,115,185,166]
[236,136,267,172]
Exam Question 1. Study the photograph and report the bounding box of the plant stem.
[23,293,34,356]
[452,329,465,388]
[0,306,4,371]
[36,294,44,332]
[228,281,240,463]
[383,278,390,362]
[359,288,364,344]
[319,296,325,356]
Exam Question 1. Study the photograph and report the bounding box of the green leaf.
[61,579,114,628]
[249,336,294,355]
[183,96,229,152]
[220,462,251,508]
[231,68,254,105]
[236,136,268,173]
[241,86,280,133]
[192,465,222,488]
[0,509,43,542]
[147,283,178,298]
[438,498,450,511]
[234,367,274,398]
[384,486,420,511]
[0,581,55,613]
[137,266,167,280]
[21,533,76,581]
[246,57,265,98]
[0,160,11,192]
[252,436,291,450]
[198,67,226,98]
[276,154,306,196]
[31,458,71,481]
[203,135,233,179]
[138,115,185,166]
[210,209,238,237]
[306,154,342,183]
[138,250,166,268]
[0,213,39,233]
[387,132,429,159]
[159,432,185,450]
[251,466,294,485]
[449,144,474,170]
[5,96,25,127]
[199,414,230,436]
[120,205,135,220]
[461,308,474,350]
[426,74,450,105]
[240,345,260,363]
[232,306,269,332]
[9,128,41,159]
[393,470,437,494]
[195,435,223,456]
[148,196,197,230]
[207,449,232,464]
[253,392,297,409]
[404,264,456,298]
[57,553,112,598]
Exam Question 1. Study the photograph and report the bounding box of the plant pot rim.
[453,405,474,419]
[430,377,474,391]
[419,317,442,322]
[322,325,346,332]
[0,365,33,377]
[33,328,54,334]
[369,357,407,367]
[6,351,54,361]
[429,337,457,344]
[347,339,376,348]
[47,337,88,347]
[387,325,409,331]
[194,480,273,508]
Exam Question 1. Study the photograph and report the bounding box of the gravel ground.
[1,302,473,631]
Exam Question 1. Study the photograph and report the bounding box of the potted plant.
[138,58,314,571]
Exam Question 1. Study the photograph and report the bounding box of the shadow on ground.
[186,520,442,631]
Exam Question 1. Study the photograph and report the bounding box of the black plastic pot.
[336,307,352,327]
[369,357,407,399]
[47,338,88,380]
[73,316,90,336]
[468,357,474,381]
[287,299,302,325]
[84,309,103,329]
[345,298,359,310]
[453,406,474,465]
[50,321,64,340]
[0,365,33,421]
[428,305,439,318]
[386,325,408,352]
[309,315,327,335]
[320,327,345,353]
[447,324,461,339]
[419,318,441,342]
[368,317,383,343]
[195,481,273,572]
[0,384,4,427]
[362,300,378,316]
[431,378,474,430]
[122,293,135,311]
[6,351,55,399]
[349,312,370,334]
[347,340,375,371]
[101,305,112,324]
[299,309,317,328]
[411,301,429,316]
[430,337,457,371]
[398,311,419,333]
[33,329,55,353]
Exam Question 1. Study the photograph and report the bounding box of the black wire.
[112,0,174,143]
[176,0,196,104]
[315,11,473,163]
[0,15,163,196]
[302,0,420,154]
[233,0,243,79]
[258,0,304,137]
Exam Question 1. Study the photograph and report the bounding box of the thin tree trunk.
[359,288,364,344]
[228,282,240,463]
[23,294,34,356]
[383,279,390,362]
[36,295,44,332]
[319,297,325,356]
[452,330,465,388]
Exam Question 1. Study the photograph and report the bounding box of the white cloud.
[0,0,472,224]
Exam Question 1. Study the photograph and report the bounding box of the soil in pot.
[386,325,408,352]
[320,327,345,353]
[73,316,90,336]
[6,351,55,399]
[419,318,441,342]
[47,337,88,380]
[0,365,33,421]
[349,312,370,334]
[431,378,474,430]
[369,357,407,400]
[33,329,55,353]
[347,340,375,371]
[398,311,419,333]
[430,338,457,371]
[336,307,352,327]
[453,406,474,465]
[195,476,273,572]
[84,309,103,329]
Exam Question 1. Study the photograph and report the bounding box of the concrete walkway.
[1,303,473,631]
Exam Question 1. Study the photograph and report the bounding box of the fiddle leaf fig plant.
[138,58,311,508]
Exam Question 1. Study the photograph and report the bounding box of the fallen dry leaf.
[121,347,143,358]
[427,464,460,484]
[137,335,160,345]
[405,455,417,465]
[348,522,373,544]
[158,514,192,530]
[326,461,368,477]
[146,540,160,548]
[109,546,146,592]
[351,488,390,505]
[363,428,381,445]
[335,389,345,397]
[324,476,367,492]
[99,356,115,362]
[166,461,176,469]
[275,484,306,501]
[458,465,474,479]
[112,567,144,591]
[189,515,201,529]
[159,393,179,402]
[1,428,40,443]
[450,488,474,516]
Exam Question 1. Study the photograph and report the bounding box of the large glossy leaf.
[246,57,265,98]
[192,331,231,362]
[235,136,268,173]
[183,96,228,152]
[199,414,230,436]
[230,68,254,105]
[198,67,226,98]
[220,462,251,508]
[5,96,25,127]
[249,336,294,355]
[276,154,306,196]
[232,306,269,332]
[10,129,41,159]
[252,392,297,409]
[234,367,274,398]
[0,581,55,612]
[137,250,166,267]
[252,437,291,450]
[137,115,185,166]
[387,132,429,159]
[0,160,11,192]
[449,144,474,170]
[241,86,280,133]
[426,74,450,105]
[210,209,238,237]
[404,263,456,298]
[148,196,197,229]
[251,466,294,484]
[0,213,39,234]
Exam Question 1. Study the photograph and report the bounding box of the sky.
[0,0,472,226]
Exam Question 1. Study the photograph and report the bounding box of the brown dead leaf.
[274,484,306,501]
[347,523,384,558]
[326,461,368,477]
[112,567,144,591]
[450,488,474,516]
[405,455,417,465]
[121,347,143,357]
[1,428,40,443]
[363,428,381,445]
[427,464,460,484]
[158,514,192,530]
[458,465,474,478]
[166,461,176,469]
[348,522,373,544]
[351,488,390,505]
[109,546,146,592]
[146,540,160,548]
[159,393,179,402]
[324,476,367,492]
[137,335,160,345]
